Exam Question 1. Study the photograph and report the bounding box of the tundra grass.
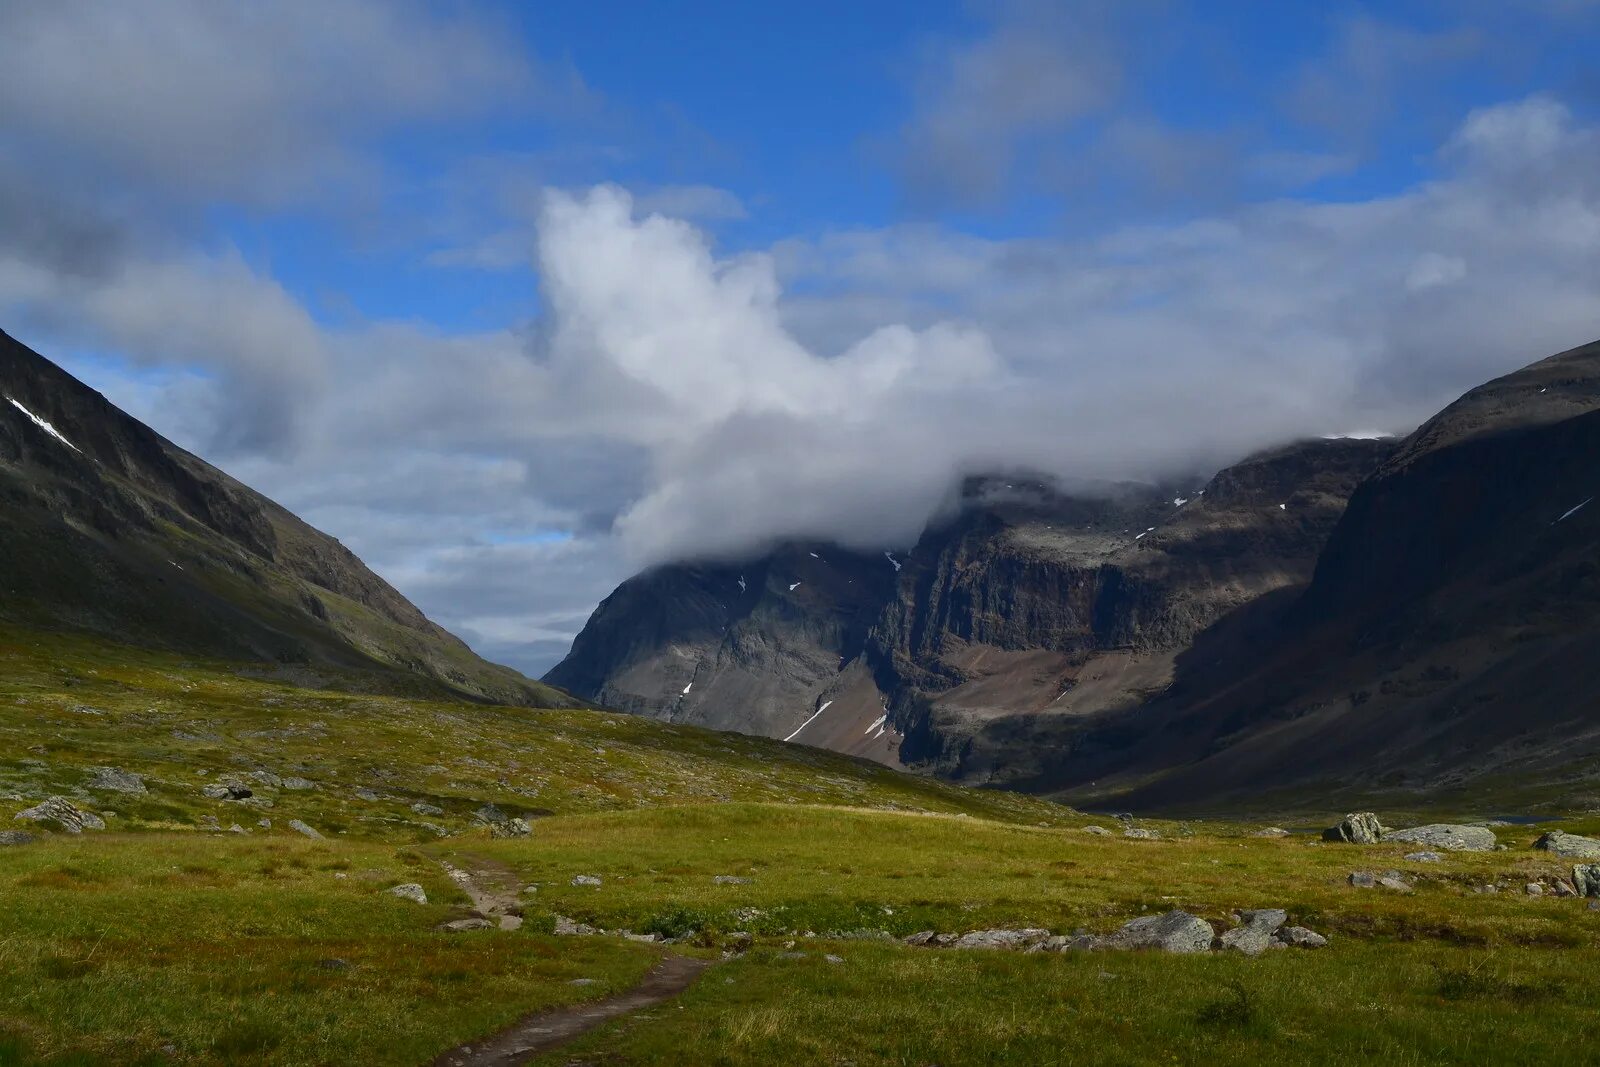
[0,834,661,1066]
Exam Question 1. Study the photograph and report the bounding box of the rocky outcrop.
[1385,825,1497,852]
[14,796,104,833]
[1322,813,1388,844]
[1101,910,1215,953]
[1534,831,1600,859]
[1219,909,1287,956]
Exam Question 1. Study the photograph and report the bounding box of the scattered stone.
[1252,827,1290,837]
[1573,864,1600,898]
[1552,879,1578,898]
[249,771,283,789]
[714,875,752,885]
[1404,851,1443,863]
[1123,828,1159,840]
[929,933,961,947]
[258,819,272,829]
[281,777,316,791]
[1525,883,1544,896]
[287,819,323,840]
[1219,908,1287,956]
[824,954,844,964]
[902,930,939,947]
[87,767,146,794]
[410,801,444,816]
[1533,831,1600,860]
[1349,871,1377,888]
[1102,910,1214,953]
[438,918,492,932]
[952,929,1050,950]
[569,978,598,986]
[1377,874,1413,893]
[776,951,808,960]
[1276,926,1328,949]
[491,817,531,839]
[571,874,602,887]
[1081,825,1112,836]
[0,830,36,845]
[1385,824,1497,852]
[553,915,599,936]
[387,883,428,904]
[353,787,381,802]
[200,782,252,801]
[14,796,104,833]
[227,824,245,834]
[1322,812,1387,844]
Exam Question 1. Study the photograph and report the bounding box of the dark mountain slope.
[547,439,1392,769]
[0,327,574,707]
[1039,338,1600,811]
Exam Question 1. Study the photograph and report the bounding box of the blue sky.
[2,1,1599,674]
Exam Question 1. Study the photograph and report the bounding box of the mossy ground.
[2,627,1599,1065]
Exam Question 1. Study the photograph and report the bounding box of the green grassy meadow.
[3,627,1600,1065]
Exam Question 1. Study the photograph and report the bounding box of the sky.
[2,1,1599,676]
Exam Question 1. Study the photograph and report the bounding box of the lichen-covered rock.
[14,796,104,833]
[387,883,428,904]
[1573,864,1600,898]
[1219,909,1287,956]
[287,819,323,839]
[1404,851,1443,863]
[410,800,443,816]
[1102,910,1214,953]
[87,767,145,794]
[1534,831,1600,859]
[438,918,492,932]
[902,930,939,946]
[1123,828,1159,840]
[1385,824,1496,852]
[1322,813,1387,844]
[491,817,531,839]
[1253,827,1289,837]
[1276,926,1328,949]
[0,830,37,845]
[1349,870,1377,888]
[951,928,1050,950]
[200,781,252,801]
[571,874,602,887]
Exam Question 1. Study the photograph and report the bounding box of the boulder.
[1525,883,1544,896]
[1377,873,1413,893]
[281,777,316,791]
[410,801,444,816]
[1276,926,1328,949]
[387,883,428,904]
[0,830,37,845]
[1573,864,1600,898]
[1081,825,1112,836]
[491,817,531,839]
[87,767,146,794]
[1102,910,1214,953]
[353,787,381,802]
[553,915,599,936]
[200,782,252,801]
[1385,824,1496,852]
[902,930,939,947]
[1552,879,1578,898]
[571,874,602,887]
[1123,828,1159,840]
[1253,827,1290,837]
[1348,871,1377,888]
[14,796,104,833]
[287,819,323,840]
[1322,813,1387,844]
[1533,831,1600,860]
[952,928,1050,951]
[1219,908,1287,956]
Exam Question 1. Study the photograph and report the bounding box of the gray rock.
[87,767,145,795]
[287,819,323,840]
[571,874,602,887]
[553,915,599,936]
[1323,812,1387,844]
[1348,870,1377,888]
[929,933,961,947]
[200,782,252,801]
[1219,908,1287,956]
[1525,883,1544,896]
[1276,926,1328,949]
[410,801,444,816]
[438,918,492,932]
[1533,831,1600,859]
[569,978,598,986]
[1377,874,1413,893]
[1385,824,1496,852]
[1404,851,1443,863]
[951,928,1050,950]
[902,930,939,946]
[0,830,37,845]
[353,787,380,802]
[1552,879,1578,898]
[823,954,844,964]
[281,777,316,791]
[1081,825,1112,836]
[249,770,283,789]
[1573,864,1600,898]
[776,951,808,960]
[14,796,104,833]
[1102,910,1214,953]
[387,883,428,904]
[714,875,752,885]
[491,817,531,839]
[1252,827,1290,837]
[1123,827,1159,840]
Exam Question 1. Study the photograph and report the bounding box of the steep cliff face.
[547,439,1392,773]
[1029,338,1600,811]
[0,327,575,708]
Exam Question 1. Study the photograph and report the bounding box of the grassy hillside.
[3,628,1600,1065]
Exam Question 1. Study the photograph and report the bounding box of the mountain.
[0,327,575,707]
[546,437,1394,770]
[1038,337,1600,811]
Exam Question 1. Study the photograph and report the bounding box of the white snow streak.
[864,713,888,735]
[788,581,801,591]
[737,575,747,593]
[1172,497,1189,507]
[681,681,693,695]
[783,700,832,742]
[1555,497,1593,524]
[6,397,81,452]
[884,551,901,572]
